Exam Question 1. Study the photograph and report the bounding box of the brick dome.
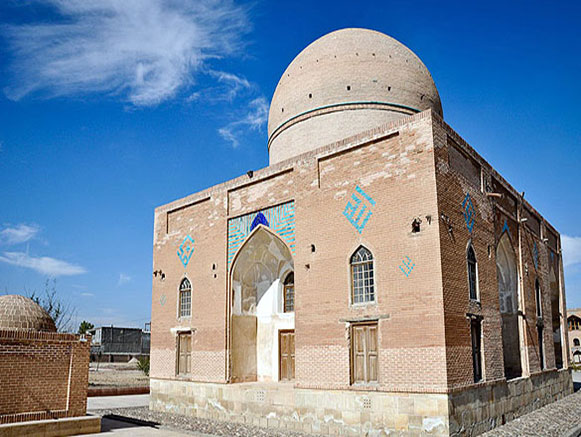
[268,28,442,164]
[0,294,57,332]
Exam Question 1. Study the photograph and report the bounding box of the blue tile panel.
[462,193,475,233]
[343,185,376,234]
[227,201,295,270]
[502,219,510,235]
[399,256,415,277]
[177,235,195,268]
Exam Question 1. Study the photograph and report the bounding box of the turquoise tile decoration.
[227,201,295,270]
[399,256,415,277]
[343,185,376,234]
[177,235,195,268]
[502,219,510,235]
[462,193,475,233]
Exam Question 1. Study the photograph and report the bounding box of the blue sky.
[0,0,580,329]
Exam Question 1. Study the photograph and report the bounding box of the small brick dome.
[268,28,442,164]
[0,294,57,332]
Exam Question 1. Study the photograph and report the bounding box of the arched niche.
[496,232,522,379]
[549,267,563,369]
[230,225,295,382]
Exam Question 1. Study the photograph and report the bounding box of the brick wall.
[431,113,569,390]
[151,109,568,397]
[0,329,90,424]
[152,111,450,393]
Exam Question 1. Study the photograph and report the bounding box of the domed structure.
[0,294,57,332]
[268,28,442,164]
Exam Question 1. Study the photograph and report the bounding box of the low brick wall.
[150,378,450,435]
[0,329,91,424]
[448,369,573,436]
[0,415,101,437]
[88,386,150,397]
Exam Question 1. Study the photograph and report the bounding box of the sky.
[0,0,580,330]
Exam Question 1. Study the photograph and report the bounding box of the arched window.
[574,338,580,347]
[179,278,192,318]
[283,272,294,313]
[467,244,478,300]
[350,246,375,304]
[535,279,542,317]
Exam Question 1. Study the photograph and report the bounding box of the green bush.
[137,356,150,376]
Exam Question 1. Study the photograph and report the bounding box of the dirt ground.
[89,362,149,388]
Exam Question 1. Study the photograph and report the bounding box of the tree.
[78,320,94,335]
[28,278,76,333]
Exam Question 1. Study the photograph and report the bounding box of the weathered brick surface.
[0,330,90,424]
[150,109,571,435]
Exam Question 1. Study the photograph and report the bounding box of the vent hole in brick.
[412,218,421,233]
[346,85,351,91]
[281,108,284,113]
[362,397,372,409]
[388,86,392,91]
[308,93,312,98]
[310,244,316,253]
[212,263,216,270]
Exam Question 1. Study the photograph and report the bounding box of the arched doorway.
[496,233,522,379]
[229,226,295,382]
[549,267,563,369]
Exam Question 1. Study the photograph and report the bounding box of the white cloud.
[0,251,86,276]
[118,273,132,286]
[0,223,40,245]
[219,97,268,147]
[208,70,251,101]
[80,292,95,297]
[562,235,581,268]
[3,0,249,106]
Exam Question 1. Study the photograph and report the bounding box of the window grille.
[467,244,478,300]
[350,246,374,304]
[179,278,191,318]
[283,272,294,313]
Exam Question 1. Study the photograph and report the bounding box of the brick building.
[567,309,581,364]
[0,294,96,433]
[150,28,572,436]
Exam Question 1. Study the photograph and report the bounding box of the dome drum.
[267,28,442,164]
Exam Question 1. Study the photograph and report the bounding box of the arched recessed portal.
[496,233,522,379]
[230,226,294,382]
[549,267,563,369]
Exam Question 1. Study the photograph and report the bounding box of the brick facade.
[0,329,90,424]
[150,109,571,435]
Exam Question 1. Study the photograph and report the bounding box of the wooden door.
[351,323,378,384]
[279,330,295,381]
[178,333,191,375]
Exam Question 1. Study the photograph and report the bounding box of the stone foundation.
[448,369,573,436]
[151,370,573,436]
[150,378,450,436]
